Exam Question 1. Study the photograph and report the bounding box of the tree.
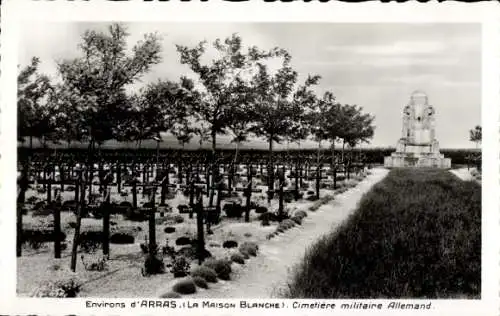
[469,125,481,148]
[177,34,276,204]
[55,23,162,272]
[57,23,162,152]
[293,75,322,161]
[176,34,275,160]
[119,78,196,149]
[49,84,89,148]
[306,91,339,163]
[337,104,375,178]
[17,57,53,151]
[248,49,300,194]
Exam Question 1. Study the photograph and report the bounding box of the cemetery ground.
[16,165,481,299]
[17,163,373,298]
[284,168,481,299]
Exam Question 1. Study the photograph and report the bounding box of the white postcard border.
[1,1,498,315]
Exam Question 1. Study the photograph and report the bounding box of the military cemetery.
[15,23,481,299]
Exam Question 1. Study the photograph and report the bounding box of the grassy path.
[188,168,389,298]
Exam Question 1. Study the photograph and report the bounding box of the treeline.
[17,146,479,166]
[18,24,374,159]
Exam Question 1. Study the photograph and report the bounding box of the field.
[284,168,481,299]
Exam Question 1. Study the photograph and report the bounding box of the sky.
[18,22,481,149]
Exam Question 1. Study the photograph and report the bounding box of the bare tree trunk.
[209,131,217,207]
[317,140,322,165]
[331,140,337,190]
[267,136,274,198]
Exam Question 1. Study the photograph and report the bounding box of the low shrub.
[244,232,253,238]
[78,231,103,253]
[110,233,135,244]
[142,254,165,276]
[22,229,66,248]
[173,214,185,224]
[309,195,335,212]
[176,236,191,246]
[171,256,191,278]
[190,266,218,283]
[222,240,238,249]
[239,242,258,257]
[266,232,276,240]
[202,258,232,281]
[230,253,245,264]
[294,210,308,219]
[164,226,176,234]
[192,276,209,289]
[291,216,302,225]
[277,219,296,232]
[172,278,197,294]
[258,212,278,222]
[261,218,270,226]
[255,206,268,214]
[81,255,108,271]
[306,195,319,201]
[31,276,81,298]
[224,203,244,218]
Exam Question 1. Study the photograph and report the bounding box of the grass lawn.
[284,168,481,299]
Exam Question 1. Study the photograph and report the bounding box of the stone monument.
[384,90,451,168]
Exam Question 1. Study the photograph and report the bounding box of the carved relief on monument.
[384,90,451,168]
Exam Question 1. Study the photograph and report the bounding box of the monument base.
[384,152,451,169]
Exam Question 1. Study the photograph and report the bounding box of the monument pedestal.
[384,152,451,168]
[384,91,451,169]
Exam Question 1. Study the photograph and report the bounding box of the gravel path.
[450,168,479,182]
[189,168,389,298]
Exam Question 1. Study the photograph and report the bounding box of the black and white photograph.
[1,2,498,315]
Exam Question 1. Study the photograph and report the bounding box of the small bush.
[176,236,191,246]
[164,226,176,234]
[202,258,232,281]
[110,233,135,244]
[230,253,245,264]
[159,291,182,298]
[306,195,319,201]
[171,256,191,278]
[261,218,270,226]
[239,242,258,257]
[31,276,81,298]
[244,232,252,238]
[172,278,197,294]
[291,216,302,225]
[276,219,296,233]
[142,254,165,276]
[294,210,308,219]
[78,231,103,253]
[81,255,108,271]
[190,266,218,283]
[266,233,276,240]
[224,203,244,218]
[255,206,268,214]
[258,212,278,222]
[222,240,238,249]
[192,276,209,289]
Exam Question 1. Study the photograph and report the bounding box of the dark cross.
[70,168,87,272]
[101,187,112,258]
[312,164,328,199]
[147,186,158,254]
[53,188,62,259]
[178,174,207,219]
[194,187,205,265]
[288,164,309,201]
[235,167,262,222]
